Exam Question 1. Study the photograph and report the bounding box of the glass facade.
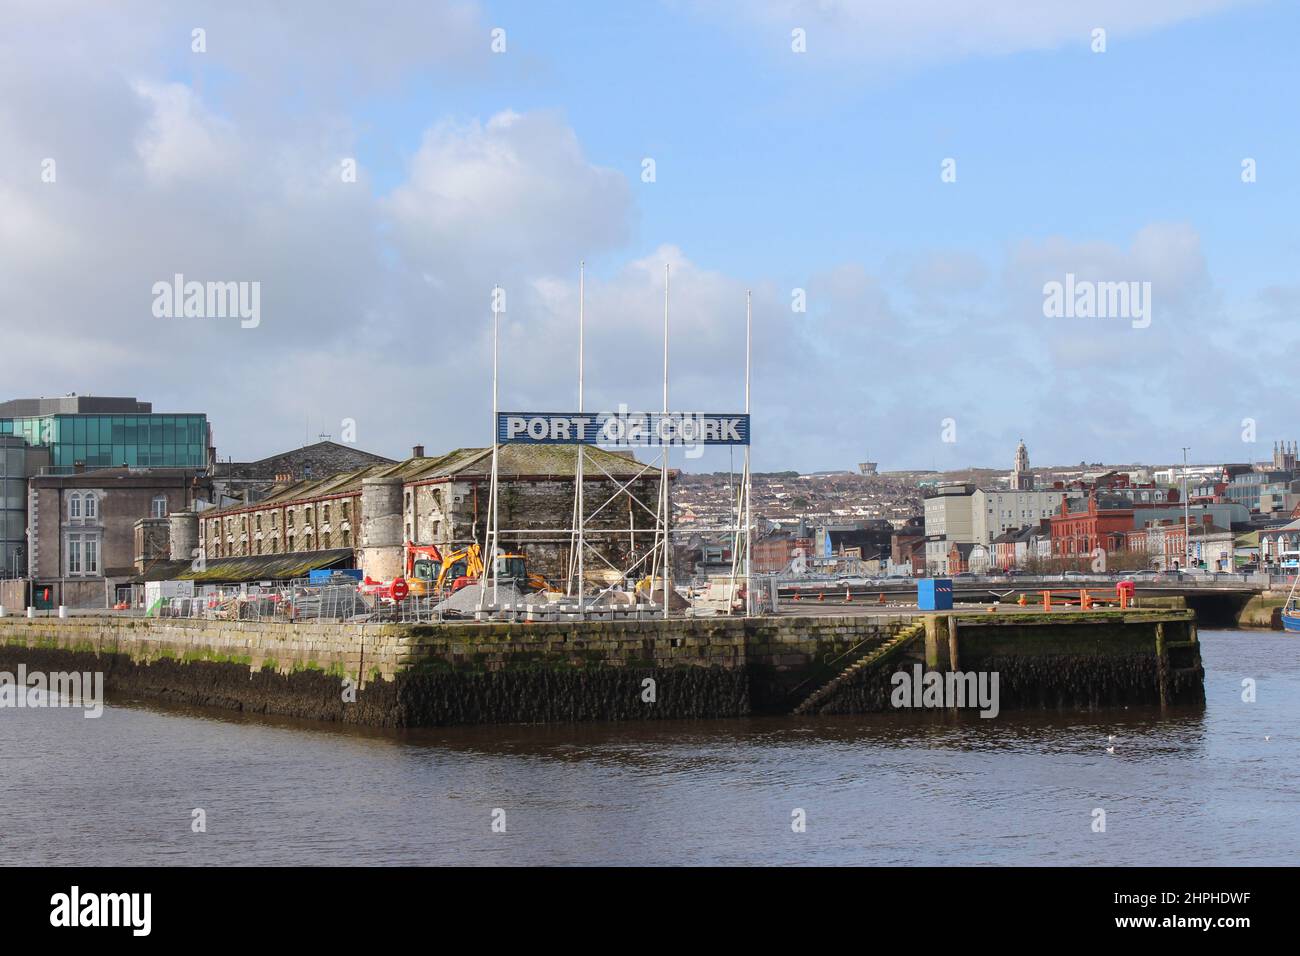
[0,414,208,470]
[1,438,27,575]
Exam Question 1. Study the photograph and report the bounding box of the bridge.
[775,573,1284,628]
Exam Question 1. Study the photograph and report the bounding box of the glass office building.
[0,414,208,469]
[0,436,28,575]
[0,397,210,472]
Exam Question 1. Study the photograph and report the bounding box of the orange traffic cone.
[1018,592,1027,607]
[818,591,824,602]
[843,588,852,603]
[793,591,801,602]
[878,592,886,605]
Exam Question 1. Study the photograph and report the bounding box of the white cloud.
[384,110,633,282]
[133,82,241,184]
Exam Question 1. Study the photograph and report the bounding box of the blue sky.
[340,0,1300,292]
[3,0,1297,473]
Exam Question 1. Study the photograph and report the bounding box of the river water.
[1,629,1296,866]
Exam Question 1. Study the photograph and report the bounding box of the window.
[69,494,81,519]
[84,494,97,519]
[151,494,167,519]
[66,533,100,576]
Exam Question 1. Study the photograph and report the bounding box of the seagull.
[1107,734,1116,743]
[1105,745,1115,755]
[1265,735,1272,741]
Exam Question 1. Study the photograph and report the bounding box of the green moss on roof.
[175,548,354,582]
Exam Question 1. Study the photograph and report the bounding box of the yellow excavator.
[404,541,554,597]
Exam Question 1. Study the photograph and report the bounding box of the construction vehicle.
[383,541,556,598]
[405,542,450,596]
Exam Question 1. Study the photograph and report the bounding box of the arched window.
[69,494,81,519]
[84,494,97,519]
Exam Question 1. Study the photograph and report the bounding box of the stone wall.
[0,609,1200,727]
[0,613,917,726]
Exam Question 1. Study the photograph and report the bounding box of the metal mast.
[576,261,585,618]
[744,289,753,615]
[1182,446,1191,571]
[661,263,671,619]
[480,286,501,613]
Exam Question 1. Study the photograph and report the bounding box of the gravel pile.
[435,582,530,614]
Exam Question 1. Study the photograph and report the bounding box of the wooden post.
[947,615,960,713]
[1154,621,1168,709]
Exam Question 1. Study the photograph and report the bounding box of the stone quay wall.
[0,613,918,726]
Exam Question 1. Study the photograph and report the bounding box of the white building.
[972,488,1068,545]
[924,481,1066,573]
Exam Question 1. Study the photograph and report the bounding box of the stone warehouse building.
[197,446,668,587]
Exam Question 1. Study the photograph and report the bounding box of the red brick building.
[1049,496,1134,557]
[752,535,813,573]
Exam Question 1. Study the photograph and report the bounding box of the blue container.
[309,568,362,585]
[917,578,953,611]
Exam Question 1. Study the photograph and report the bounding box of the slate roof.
[204,446,660,516]
[135,548,355,584]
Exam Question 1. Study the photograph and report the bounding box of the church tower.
[1011,439,1033,491]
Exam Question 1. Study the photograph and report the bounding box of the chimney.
[412,444,425,458]
[73,460,85,474]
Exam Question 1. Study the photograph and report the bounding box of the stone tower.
[1011,439,1033,491]
[358,475,404,582]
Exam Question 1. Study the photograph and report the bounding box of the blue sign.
[497,412,750,446]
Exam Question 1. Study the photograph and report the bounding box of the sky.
[1,0,1297,474]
